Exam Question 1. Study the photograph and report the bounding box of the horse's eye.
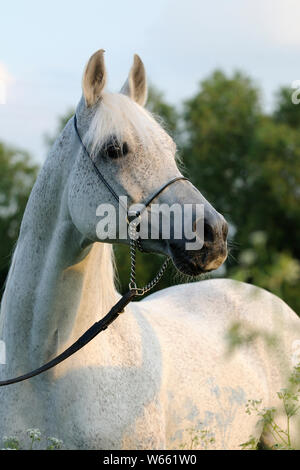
[106,144,121,159]
[105,141,129,159]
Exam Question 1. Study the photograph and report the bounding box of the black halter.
[73,114,188,216]
[0,115,189,386]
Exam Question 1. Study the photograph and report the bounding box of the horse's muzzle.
[169,242,228,276]
[168,213,228,276]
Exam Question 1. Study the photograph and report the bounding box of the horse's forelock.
[84,92,166,158]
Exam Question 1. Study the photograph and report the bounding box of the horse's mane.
[84,92,170,157]
[91,242,118,312]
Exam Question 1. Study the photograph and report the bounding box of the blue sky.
[0,0,300,161]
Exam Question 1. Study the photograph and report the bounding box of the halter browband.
[0,115,189,386]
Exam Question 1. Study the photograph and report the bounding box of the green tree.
[182,71,300,313]
[146,85,179,137]
[182,70,261,219]
[0,143,38,295]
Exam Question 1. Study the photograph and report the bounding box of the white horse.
[0,50,299,450]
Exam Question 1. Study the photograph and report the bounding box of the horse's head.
[68,50,228,275]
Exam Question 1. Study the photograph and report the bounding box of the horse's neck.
[0,119,118,374]
[55,243,119,341]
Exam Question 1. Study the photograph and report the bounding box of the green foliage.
[182,70,300,313]
[179,426,215,450]
[240,435,260,450]
[0,143,38,296]
[182,70,261,216]
[231,231,300,302]
[146,85,179,138]
[226,320,278,355]
[241,392,299,450]
[241,365,300,450]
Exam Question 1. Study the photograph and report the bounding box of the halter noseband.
[0,115,189,386]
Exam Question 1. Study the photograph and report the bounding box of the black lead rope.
[0,290,137,386]
[0,115,189,387]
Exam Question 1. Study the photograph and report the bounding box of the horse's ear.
[121,54,147,106]
[82,49,107,107]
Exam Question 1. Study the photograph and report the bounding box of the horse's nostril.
[195,214,227,245]
[204,221,214,243]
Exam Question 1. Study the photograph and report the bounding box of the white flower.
[47,437,63,449]
[249,231,267,246]
[239,249,256,266]
[26,428,41,440]
[2,435,19,450]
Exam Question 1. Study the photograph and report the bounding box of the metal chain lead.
[128,220,170,296]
